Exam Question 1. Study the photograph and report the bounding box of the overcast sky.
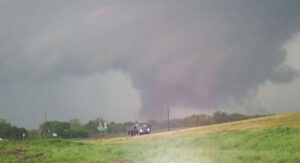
[0,0,300,129]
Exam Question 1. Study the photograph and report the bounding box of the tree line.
[1,111,266,140]
[0,119,27,140]
[147,111,264,131]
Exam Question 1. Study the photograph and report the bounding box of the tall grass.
[1,127,299,162]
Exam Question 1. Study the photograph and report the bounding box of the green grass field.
[1,111,300,163]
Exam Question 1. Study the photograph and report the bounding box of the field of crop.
[0,111,300,163]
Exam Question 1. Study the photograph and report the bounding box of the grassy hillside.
[1,111,300,162]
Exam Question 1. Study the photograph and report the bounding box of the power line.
[167,107,170,131]
[45,112,47,123]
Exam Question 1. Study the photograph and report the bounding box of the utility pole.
[45,112,47,122]
[167,107,170,131]
[45,112,47,138]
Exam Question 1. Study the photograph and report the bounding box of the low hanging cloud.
[1,0,300,124]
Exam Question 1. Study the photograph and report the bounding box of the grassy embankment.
[0,111,299,162]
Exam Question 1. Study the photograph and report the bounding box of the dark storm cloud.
[0,0,300,125]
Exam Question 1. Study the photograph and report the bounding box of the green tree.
[213,111,229,123]
[85,117,104,134]
[69,118,81,128]
[0,118,27,139]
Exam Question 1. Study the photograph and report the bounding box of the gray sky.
[0,0,300,129]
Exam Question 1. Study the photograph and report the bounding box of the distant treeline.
[147,111,264,131]
[36,111,265,139]
[1,111,266,140]
[0,119,27,140]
